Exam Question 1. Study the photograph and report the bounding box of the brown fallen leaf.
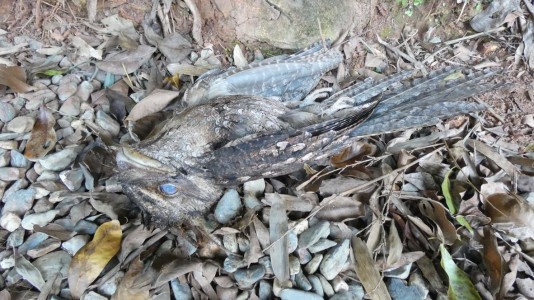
[95,45,156,75]
[68,220,122,299]
[112,257,149,300]
[0,65,33,92]
[485,193,534,239]
[482,226,504,298]
[24,106,57,161]
[125,89,180,123]
[352,236,392,300]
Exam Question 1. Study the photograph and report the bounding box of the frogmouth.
[117,52,499,228]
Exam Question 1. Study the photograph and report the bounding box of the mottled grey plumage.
[118,65,500,228]
[182,43,343,107]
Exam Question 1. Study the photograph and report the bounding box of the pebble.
[237,236,249,252]
[20,89,56,110]
[295,271,312,291]
[0,140,18,150]
[279,289,324,300]
[244,179,265,196]
[0,149,10,167]
[59,96,81,116]
[10,150,29,168]
[387,278,427,300]
[33,251,71,280]
[2,188,36,216]
[170,280,192,300]
[0,213,21,231]
[3,178,27,199]
[83,291,108,300]
[329,291,357,300]
[76,81,94,101]
[51,75,63,85]
[73,220,97,235]
[287,231,298,253]
[59,168,84,191]
[98,271,123,297]
[233,264,265,288]
[39,147,79,171]
[6,116,34,133]
[0,167,24,181]
[62,235,90,256]
[18,232,48,255]
[296,248,312,264]
[332,276,349,292]
[258,256,273,276]
[96,110,120,136]
[289,256,301,275]
[7,228,24,247]
[27,239,61,258]
[223,255,248,273]
[0,102,16,122]
[32,198,54,213]
[0,255,14,269]
[308,238,338,253]
[21,210,59,230]
[217,287,238,299]
[214,189,242,224]
[0,133,19,141]
[304,254,323,274]
[318,274,335,297]
[298,220,330,249]
[223,234,239,253]
[319,239,350,280]
[244,194,262,210]
[57,81,78,101]
[259,280,273,300]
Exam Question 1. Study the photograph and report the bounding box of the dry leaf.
[267,193,290,282]
[440,244,481,300]
[125,89,180,122]
[68,220,122,299]
[482,226,504,298]
[15,255,46,291]
[112,257,149,300]
[95,45,156,75]
[24,106,57,160]
[71,36,103,60]
[352,236,392,300]
[0,65,33,92]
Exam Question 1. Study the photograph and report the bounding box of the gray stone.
[279,289,323,300]
[33,251,71,280]
[6,116,34,133]
[83,291,108,300]
[7,228,24,247]
[2,178,28,199]
[171,279,193,300]
[287,231,298,253]
[19,232,49,255]
[2,188,36,216]
[308,239,337,253]
[295,271,312,291]
[318,274,334,297]
[386,278,427,300]
[329,291,357,300]
[259,280,273,300]
[96,110,120,136]
[308,275,324,297]
[214,189,242,224]
[258,256,273,276]
[223,234,239,253]
[223,255,248,273]
[0,213,20,231]
[0,167,22,181]
[0,149,10,167]
[332,276,349,293]
[234,264,265,287]
[289,256,300,275]
[62,235,90,256]
[39,147,79,171]
[0,102,16,122]
[20,89,56,109]
[319,239,350,280]
[21,210,59,230]
[298,220,330,249]
[57,81,77,101]
[0,140,17,150]
[10,150,29,168]
[76,81,94,101]
[296,248,312,265]
[51,75,63,85]
[59,168,84,191]
[27,239,61,258]
[244,178,265,196]
[59,96,81,116]
[305,254,323,274]
[73,220,97,235]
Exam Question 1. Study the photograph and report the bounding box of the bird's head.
[116,147,223,228]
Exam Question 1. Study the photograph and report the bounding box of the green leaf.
[442,169,456,214]
[455,216,474,235]
[41,69,67,76]
[440,244,481,300]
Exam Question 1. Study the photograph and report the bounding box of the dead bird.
[116,65,500,228]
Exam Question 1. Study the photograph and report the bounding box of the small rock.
[223,234,239,253]
[73,220,98,235]
[0,213,21,231]
[0,149,10,167]
[62,235,90,256]
[10,150,29,168]
[319,240,350,280]
[223,255,248,273]
[82,291,108,300]
[244,179,265,196]
[305,254,323,274]
[0,102,16,122]
[76,81,94,101]
[287,231,298,253]
[295,272,312,291]
[318,274,335,297]
[7,228,24,247]
[259,280,273,300]
[27,239,61,258]
[234,264,266,288]
[98,271,123,297]
[214,189,242,224]
[51,75,63,85]
[171,279,193,300]
[2,188,36,216]
[244,194,262,210]
[39,147,79,171]
[32,198,54,213]
[258,256,273,276]
[0,140,18,150]
[6,116,34,133]
[0,167,23,181]
[33,251,71,280]
[289,256,301,275]
[20,89,56,109]
[59,96,81,116]
[329,291,357,300]
[96,110,120,136]
[19,232,49,255]
[296,248,312,265]
[308,275,324,297]
[308,238,337,253]
[299,220,330,249]
[279,289,323,300]
[3,178,28,201]
[0,255,15,269]
[57,81,78,101]
[59,168,84,191]
[21,210,59,230]
[332,276,349,293]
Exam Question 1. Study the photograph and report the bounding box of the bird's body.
[117,49,499,227]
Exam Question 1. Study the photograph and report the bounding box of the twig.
[184,0,203,46]
[443,27,506,45]
[456,0,469,23]
[35,0,42,30]
[376,34,428,75]
[472,95,506,124]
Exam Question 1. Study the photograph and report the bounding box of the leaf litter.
[0,0,532,300]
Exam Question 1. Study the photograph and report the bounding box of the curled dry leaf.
[352,236,392,300]
[68,220,122,299]
[95,45,156,75]
[24,106,57,161]
[125,89,180,122]
[482,226,504,298]
[485,193,534,239]
[0,65,33,92]
[112,257,149,300]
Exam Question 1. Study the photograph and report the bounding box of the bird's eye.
[159,183,178,195]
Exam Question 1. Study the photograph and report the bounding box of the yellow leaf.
[440,244,481,300]
[68,220,122,299]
